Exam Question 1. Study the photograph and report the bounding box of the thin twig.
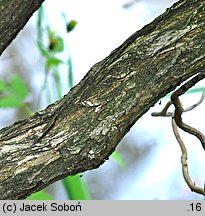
[171,73,205,150]
[151,72,205,196]
[184,90,205,112]
[172,117,204,196]
[152,90,205,117]
[151,101,173,117]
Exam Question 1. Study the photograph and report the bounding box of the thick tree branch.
[0,0,45,55]
[1,0,205,199]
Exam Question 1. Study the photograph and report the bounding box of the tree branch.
[0,0,45,55]
[1,0,205,199]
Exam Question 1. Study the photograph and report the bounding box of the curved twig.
[171,73,205,150]
[184,90,205,112]
[172,117,204,196]
[151,101,173,117]
[152,88,205,117]
[151,72,205,196]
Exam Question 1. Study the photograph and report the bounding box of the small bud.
[67,20,77,33]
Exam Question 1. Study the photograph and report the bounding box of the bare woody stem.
[1,0,205,199]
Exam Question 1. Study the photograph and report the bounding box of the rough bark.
[0,0,45,55]
[1,0,205,199]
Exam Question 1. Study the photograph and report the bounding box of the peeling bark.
[0,0,205,199]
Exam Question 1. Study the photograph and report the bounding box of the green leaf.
[27,190,53,200]
[0,80,7,91]
[11,74,28,99]
[46,57,63,70]
[53,37,64,52]
[0,96,22,107]
[111,151,128,171]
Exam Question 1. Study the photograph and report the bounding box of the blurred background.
[0,0,205,200]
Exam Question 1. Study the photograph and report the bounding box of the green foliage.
[27,191,53,200]
[0,74,29,108]
[11,74,28,99]
[63,174,91,200]
[68,57,74,88]
[111,151,128,171]
[48,30,64,52]
[0,80,7,91]
[46,57,64,70]
[36,7,75,107]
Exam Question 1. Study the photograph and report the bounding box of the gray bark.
[0,0,45,55]
[0,0,205,199]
